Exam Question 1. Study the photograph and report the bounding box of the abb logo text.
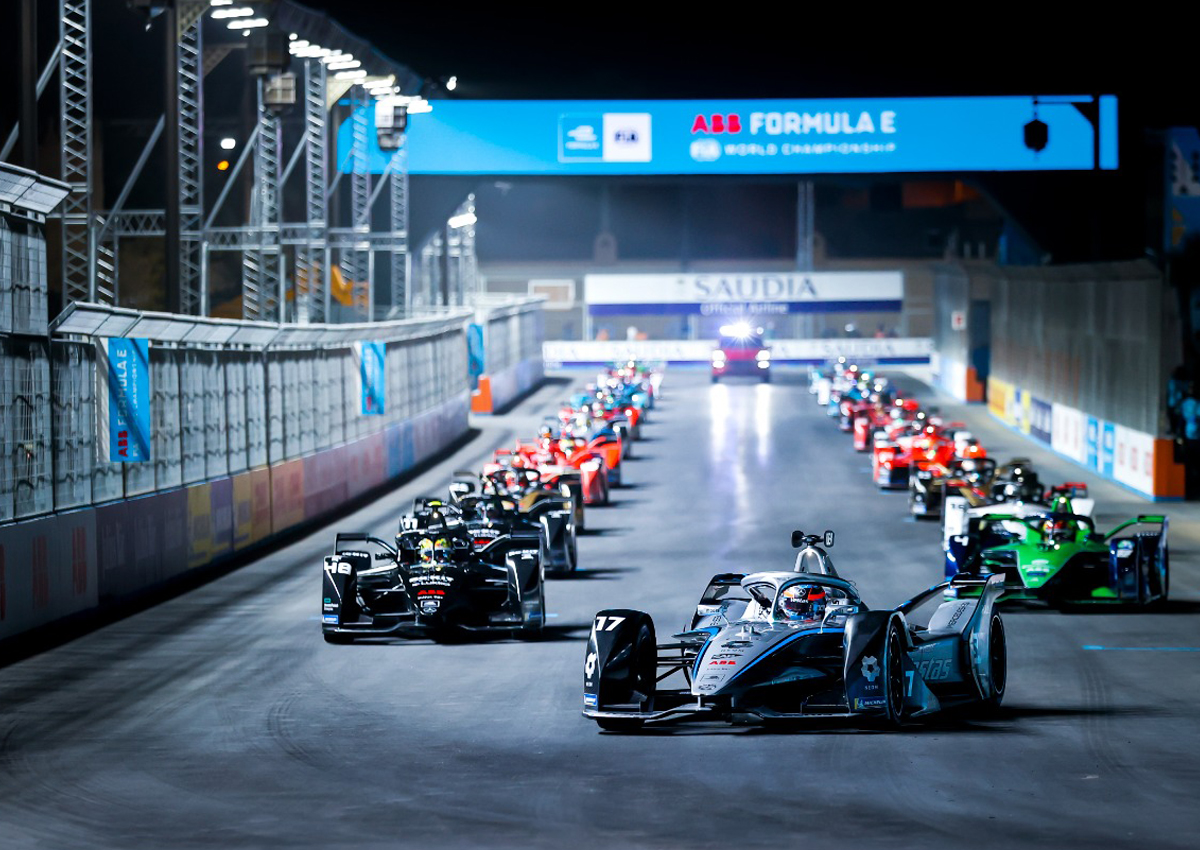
[691,114,742,134]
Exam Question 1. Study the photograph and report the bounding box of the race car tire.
[595,614,656,732]
[1141,540,1169,605]
[980,614,1007,711]
[523,576,546,638]
[880,618,906,728]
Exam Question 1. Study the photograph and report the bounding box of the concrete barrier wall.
[930,263,995,402]
[990,260,1178,436]
[0,390,468,638]
[470,297,545,414]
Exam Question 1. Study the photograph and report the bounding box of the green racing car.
[945,510,1169,606]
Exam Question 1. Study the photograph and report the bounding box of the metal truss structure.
[24,2,445,324]
[58,0,92,306]
[242,77,282,322]
[177,1,206,316]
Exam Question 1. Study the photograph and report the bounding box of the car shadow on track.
[577,527,629,537]
[597,703,1159,737]
[997,600,1200,615]
[555,567,638,581]
[363,624,592,646]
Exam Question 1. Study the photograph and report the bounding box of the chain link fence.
[22,306,476,522]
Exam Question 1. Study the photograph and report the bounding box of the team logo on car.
[861,656,880,682]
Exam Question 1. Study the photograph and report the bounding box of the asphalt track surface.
[1,369,1198,849]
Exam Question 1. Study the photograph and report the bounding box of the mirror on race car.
[791,530,805,548]
[824,530,835,547]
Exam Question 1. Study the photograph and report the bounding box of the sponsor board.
[1113,424,1155,495]
[544,338,931,366]
[355,341,386,416]
[997,383,1177,498]
[96,338,152,463]
[584,272,902,315]
[339,96,1119,176]
[1051,402,1087,464]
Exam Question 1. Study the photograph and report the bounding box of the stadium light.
[219,137,236,150]
[212,6,254,19]
[448,212,477,229]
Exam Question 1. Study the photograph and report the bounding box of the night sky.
[0,4,1186,267]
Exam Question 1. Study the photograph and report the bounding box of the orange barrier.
[471,376,493,414]
[1153,440,1186,499]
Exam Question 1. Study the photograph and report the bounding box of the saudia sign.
[584,272,903,316]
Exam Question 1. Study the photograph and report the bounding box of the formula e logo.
[861,656,880,683]
[585,651,597,678]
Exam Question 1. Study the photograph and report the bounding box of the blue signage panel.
[107,338,151,462]
[359,341,386,415]
[340,96,1117,176]
[467,323,485,378]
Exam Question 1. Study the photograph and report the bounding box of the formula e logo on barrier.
[861,656,880,683]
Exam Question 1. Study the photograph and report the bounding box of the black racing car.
[453,471,578,575]
[320,503,545,642]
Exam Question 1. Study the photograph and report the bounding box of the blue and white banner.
[96,338,151,463]
[584,271,903,315]
[467,324,485,378]
[339,95,1118,176]
[356,341,386,415]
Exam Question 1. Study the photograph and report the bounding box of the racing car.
[582,530,1007,731]
[942,475,1095,556]
[711,322,770,383]
[945,510,1169,606]
[320,502,545,642]
[455,469,578,574]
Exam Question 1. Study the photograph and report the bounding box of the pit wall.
[0,390,468,641]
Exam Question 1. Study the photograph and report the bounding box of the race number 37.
[594,615,625,632]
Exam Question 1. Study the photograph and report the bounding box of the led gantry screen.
[338,96,1117,176]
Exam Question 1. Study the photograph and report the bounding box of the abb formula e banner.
[355,341,386,415]
[584,271,903,315]
[339,95,1117,176]
[95,337,151,463]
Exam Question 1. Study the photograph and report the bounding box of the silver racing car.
[582,530,1007,731]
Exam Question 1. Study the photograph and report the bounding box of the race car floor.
[0,368,1196,849]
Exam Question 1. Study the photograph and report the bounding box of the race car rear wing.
[334,533,396,558]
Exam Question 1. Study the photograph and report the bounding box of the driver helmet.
[433,537,452,563]
[1042,518,1074,544]
[417,537,435,564]
[778,584,827,622]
